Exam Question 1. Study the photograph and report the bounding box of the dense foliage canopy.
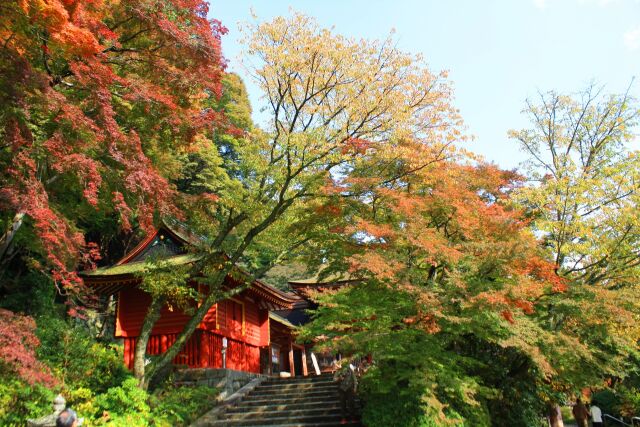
[1,4,639,426]
[0,0,226,298]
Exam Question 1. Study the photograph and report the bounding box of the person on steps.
[572,398,589,427]
[334,360,358,424]
[590,401,603,427]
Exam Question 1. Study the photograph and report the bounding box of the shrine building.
[80,223,311,377]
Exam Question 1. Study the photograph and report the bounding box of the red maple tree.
[0,309,55,386]
[0,0,227,297]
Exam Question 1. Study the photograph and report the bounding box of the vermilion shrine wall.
[116,287,270,373]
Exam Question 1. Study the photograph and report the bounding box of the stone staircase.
[209,373,362,426]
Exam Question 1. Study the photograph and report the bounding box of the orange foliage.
[523,257,568,293]
[501,310,515,324]
[326,153,558,332]
[0,0,227,300]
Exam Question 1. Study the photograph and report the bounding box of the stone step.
[243,390,340,402]
[201,371,361,427]
[250,384,337,396]
[239,394,341,406]
[226,400,342,414]
[260,378,337,387]
[224,407,347,421]
[266,374,334,384]
[237,394,360,406]
[209,412,354,426]
[255,381,336,392]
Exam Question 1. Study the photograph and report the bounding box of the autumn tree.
[510,85,640,286]
[297,88,640,426]
[299,154,582,425]
[509,86,640,426]
[0,0,226,303]
[132,12,463,387]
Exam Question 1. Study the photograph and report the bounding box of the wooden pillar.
[200,331,210,367]
[289,341,295,377]
[161,334,168,353]
[124,338,132,370]
[301,346,308,376]
[115,292,122,336]
[243,342,247,372]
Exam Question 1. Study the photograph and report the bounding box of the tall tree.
[300,156,575,426]
[508,86,640,426]
[509,85,640,286]
[299,86,640,424]
[132,11,463,387]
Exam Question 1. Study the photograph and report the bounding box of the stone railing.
[173,367,263,400]
[189,374,267,427]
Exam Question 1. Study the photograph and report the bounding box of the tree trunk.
[138,197,289,388]
[0,212,24,261]
[142,268,236,386]
[547,404,564,427]
[133,295,166,389]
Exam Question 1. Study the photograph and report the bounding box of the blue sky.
[210,0,640,170]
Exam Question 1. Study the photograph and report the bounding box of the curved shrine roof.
[80,223,301,310]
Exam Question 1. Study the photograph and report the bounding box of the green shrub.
[359,366,469,427]
[591,389,620,417]
[0,271,57,317]
[80,381,219,426]
[92,412,152,427]
[36,316,129,395]
[150,385,219,426]
[615,385,640,418]
[3,316,220,427]
[361,389,440,427]
[95,377,150,415]
[0,374,54,427]
[483,378,545,427]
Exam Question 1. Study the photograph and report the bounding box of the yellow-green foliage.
[71,379,218,426]
[0,374,54,426]
[509,87,640,288]
[139,257,197,313]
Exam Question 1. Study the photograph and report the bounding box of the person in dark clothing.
[334,361,358,423]
[572,398,589,427]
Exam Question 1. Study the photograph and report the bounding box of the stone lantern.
[27,395,66,427]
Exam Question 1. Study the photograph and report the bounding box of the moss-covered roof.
[288,271,357,285]
[81,253,201,277]
[269,311,297,329]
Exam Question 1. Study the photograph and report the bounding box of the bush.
[361,389,441,427]
[0,374,54,427]
[615,385,640,418]
[591,389,620,417]
[150,385,219,426]
[36,316,129,395]
[359,364,471,427]
[483,378,545,427]
[1,315,220,427]
[0,271,57,317]
[86,377,151,426]
[78,380,218,426]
